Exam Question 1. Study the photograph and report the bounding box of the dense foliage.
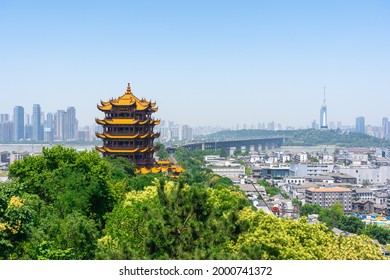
[0,146,386,259]
[301,203,390,246]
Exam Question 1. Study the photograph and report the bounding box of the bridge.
[166,137,285,154]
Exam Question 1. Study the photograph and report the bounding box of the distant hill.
[201,129,390,148]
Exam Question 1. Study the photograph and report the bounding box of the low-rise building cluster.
[239,147,390,216]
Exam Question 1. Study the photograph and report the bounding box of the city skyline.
[0,1,389,127]
[0,100,389,131]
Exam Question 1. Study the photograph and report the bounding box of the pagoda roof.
[95,132,160,139]
[98,83,158,112]
[95,118,160,126]
[135,163,185,176]
[170,165,185,173]
[95,146,156,154]
[156,160,172,166]
[138,166,170,174]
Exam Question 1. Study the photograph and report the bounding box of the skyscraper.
[382,117,388,139]
[55,110,66,141]
[0,114,9,123]
[319,86,328,129]
[32,104,43,141]
[13,106,24,141]
[355,116,365,134]
[65,107,77,140]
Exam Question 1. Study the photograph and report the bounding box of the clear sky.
[0,0,389,128]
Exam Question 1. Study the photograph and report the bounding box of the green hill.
[202,129,390,148]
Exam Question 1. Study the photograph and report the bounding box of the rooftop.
[307,187,352,193]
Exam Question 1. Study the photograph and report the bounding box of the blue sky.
[0,0,389,128]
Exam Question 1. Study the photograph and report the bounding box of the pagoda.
[95,83,183,177]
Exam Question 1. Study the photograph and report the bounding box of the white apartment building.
[335,165,390,184]
[289,163,334,177]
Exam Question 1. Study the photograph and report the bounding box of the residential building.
[382,117,388,139]
[335,165,390,184]
[32,104,43,141]
[284,177,306,185]
[0,121,13,142]
[10,151,29,164]
[13,106,24,141]
[65,106,77,140]
[352,199,374,214]
[55,110,66,141]
[209,165,245,181]
[353,188,374,200]
[305,187,353,212]
[355,116,365,134]
[289,163,334,177]
[0,114,9,123]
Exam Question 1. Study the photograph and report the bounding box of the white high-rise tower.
[320,86,328,129]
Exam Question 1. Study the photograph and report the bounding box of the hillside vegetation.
[203,129,390,147]
[0,145,385,259]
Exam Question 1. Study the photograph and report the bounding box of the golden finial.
[126,83,132,94]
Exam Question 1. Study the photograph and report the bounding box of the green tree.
[21,209,99,260]
[104,156,136,182]
[219,149,228,158]
[257,179,271,187]
[338,215,365,234]
[318,203,343,229]
[96,179,250,259]
[155,143,169,160]
[362,224,390,245]
[300,204,322,217]
[8,145,114,226]
[292,198,302,207]
[0,190,35,259]
[231,207,385,260]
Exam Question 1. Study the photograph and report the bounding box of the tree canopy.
[0,145,386,260]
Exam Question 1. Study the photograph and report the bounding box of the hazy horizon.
[1,0,389,128]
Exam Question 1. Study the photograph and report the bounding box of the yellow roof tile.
[95,118,160,125]
[95,146,156,153]
[95,132,160,139]
[97,84,158,112]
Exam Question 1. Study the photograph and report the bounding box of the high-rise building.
[355,116,365,134]
[0,121,13,142]
[65,107,77,140]
[267,121,275,130]
[46,112,54,130]
[13,106,24,141]
[382,117,388,139]
[25,124,33,140]
[181,125,193,141]
[311,120,317,129]
[319,86,328,129]
[25,113,30,125]
[0,114,9,123]
[55,110,66,141]
[32,104,43,141]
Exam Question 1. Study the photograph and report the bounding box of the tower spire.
[323,85,326,105]
[126,83,132,94]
